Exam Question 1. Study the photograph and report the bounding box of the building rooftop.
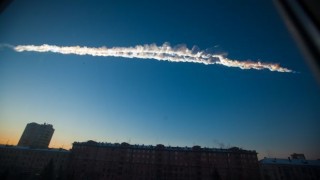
[260,158,320,166]
[73,140,257,154]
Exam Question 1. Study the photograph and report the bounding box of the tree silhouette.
[211,167,221,180]
[40,159,54,180]
[0,168,10,180]
[56,165,65,180]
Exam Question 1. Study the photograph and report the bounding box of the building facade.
[18,122,54,149]
[67,141,260,180]
[260,154,320,180]
[0,145,70,180]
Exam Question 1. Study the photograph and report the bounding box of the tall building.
[17,122,54,149]
[67,140,260,180]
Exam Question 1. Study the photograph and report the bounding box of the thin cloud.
[12,43,293,72]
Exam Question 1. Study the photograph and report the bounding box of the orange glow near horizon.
[0,138,72,150]
[48,138,72,150]
[0,132,72,150]
[0,134,19,146]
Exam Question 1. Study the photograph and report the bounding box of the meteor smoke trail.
[13,43,292,72]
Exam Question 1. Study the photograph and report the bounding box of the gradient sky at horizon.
[0,0,319,159]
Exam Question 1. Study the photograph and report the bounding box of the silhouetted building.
[0,144,70,180]
[18,122,54,149]
[260,154,320,180]
[67,140,260,180]
[290,153,306,160]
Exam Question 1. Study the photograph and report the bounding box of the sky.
[0,0,319,159]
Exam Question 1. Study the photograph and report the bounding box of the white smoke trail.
[13,43,292,72]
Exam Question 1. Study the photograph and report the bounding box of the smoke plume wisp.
[13,43,292,72]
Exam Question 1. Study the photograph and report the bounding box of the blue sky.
[0,0,319,159]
